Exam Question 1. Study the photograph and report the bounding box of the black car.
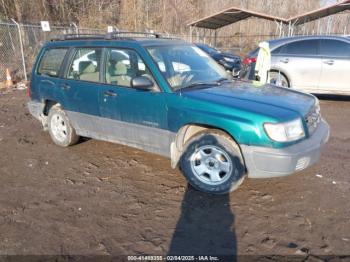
[195,43,241,77]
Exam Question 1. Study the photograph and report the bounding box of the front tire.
[180,131,245,194]
[47,106,79,147]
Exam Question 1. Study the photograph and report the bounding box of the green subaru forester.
[27,33,330,194]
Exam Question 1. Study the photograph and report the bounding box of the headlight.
[264,118,305,142]
[223,57,236,63]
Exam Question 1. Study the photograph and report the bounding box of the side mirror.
[131,76,155,91]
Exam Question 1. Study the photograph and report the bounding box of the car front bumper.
[241,119,330,178]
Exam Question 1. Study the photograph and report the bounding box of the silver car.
[242,36,350,95]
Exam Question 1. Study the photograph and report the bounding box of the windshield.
[147,45,228,91]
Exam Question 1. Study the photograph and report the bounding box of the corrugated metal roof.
[188,7,288,29]
[289,0,350,25]
[188,0,350,29]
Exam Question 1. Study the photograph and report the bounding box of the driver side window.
[105,48,155,88]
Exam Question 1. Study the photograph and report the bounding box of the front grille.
[305,104,321,135]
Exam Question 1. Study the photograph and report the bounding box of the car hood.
[181,80,316,120]
[221,52,240,60]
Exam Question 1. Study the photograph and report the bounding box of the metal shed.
[188,7,288,30]
[289,0,350,26]
[188,0,350,44]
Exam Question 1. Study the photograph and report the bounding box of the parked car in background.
[240,35,350,95]
[28,34,329,194]
[195,43,242,77]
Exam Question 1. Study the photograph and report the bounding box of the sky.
[320,0,338,6]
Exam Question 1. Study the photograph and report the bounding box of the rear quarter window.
[37,48,68,77]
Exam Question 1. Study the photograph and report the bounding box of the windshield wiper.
[180,81,219,90]
[178,78,231,91]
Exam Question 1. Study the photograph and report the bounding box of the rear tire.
[47,106,79,147]
[180,131,245,194]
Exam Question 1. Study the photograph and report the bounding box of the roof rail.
[105,31,162,39]
[51,31,167,41]
[51,34,106,41]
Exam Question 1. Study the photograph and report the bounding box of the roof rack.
[51,31,167,41]
[106,31,162,39]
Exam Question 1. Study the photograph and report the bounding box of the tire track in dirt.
[0,89,349,256]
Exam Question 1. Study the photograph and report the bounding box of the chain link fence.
[2,19,347,83]
[0,21,24,82]
[0,20,193,83]
[0,21,195,83]
[0,20,105,82]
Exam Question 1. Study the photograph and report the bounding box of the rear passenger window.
[320,40,350,57]
[37,48,68,77]
[105,48,155,87]
[66,48,102,82]
[279,40,319,56]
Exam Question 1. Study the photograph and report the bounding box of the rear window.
[279,40,319,56]
[248,48,259,57]
[37,48,68,77]
[320,39,350,57]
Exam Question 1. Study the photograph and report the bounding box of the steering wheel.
[179,71,200,86]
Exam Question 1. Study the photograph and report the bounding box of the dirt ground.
[0,89,349,259]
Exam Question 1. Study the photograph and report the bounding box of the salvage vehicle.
[195,43,242,77]
[240,35,350,95]
[28,33,330,194]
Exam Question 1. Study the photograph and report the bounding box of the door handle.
[42,79,55,85]
[104,90,117,97]
[61,83,71,90]
[280,58,289,63]
[324,60,334,65]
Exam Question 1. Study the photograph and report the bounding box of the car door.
[271,39,322,92]
[59,47,103,133]
[98,47,170,156]
[319,39,350,94]
[35,47,69,104]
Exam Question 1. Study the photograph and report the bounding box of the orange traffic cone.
[5,68,13,87]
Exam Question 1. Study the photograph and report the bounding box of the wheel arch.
[269,69,291,87]
[170,123,246,169]
[42,99,61,116]
[37,99,61,129]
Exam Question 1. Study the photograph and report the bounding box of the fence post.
[71,23,79,34]
[11,18,27,82]
[189,26,192,43]
[214,30,217,47]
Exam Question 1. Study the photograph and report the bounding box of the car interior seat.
[79,61,99,82]
[107,61,131,87]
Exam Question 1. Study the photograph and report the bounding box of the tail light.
[242,57,256,65]
[27,80,31,98]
